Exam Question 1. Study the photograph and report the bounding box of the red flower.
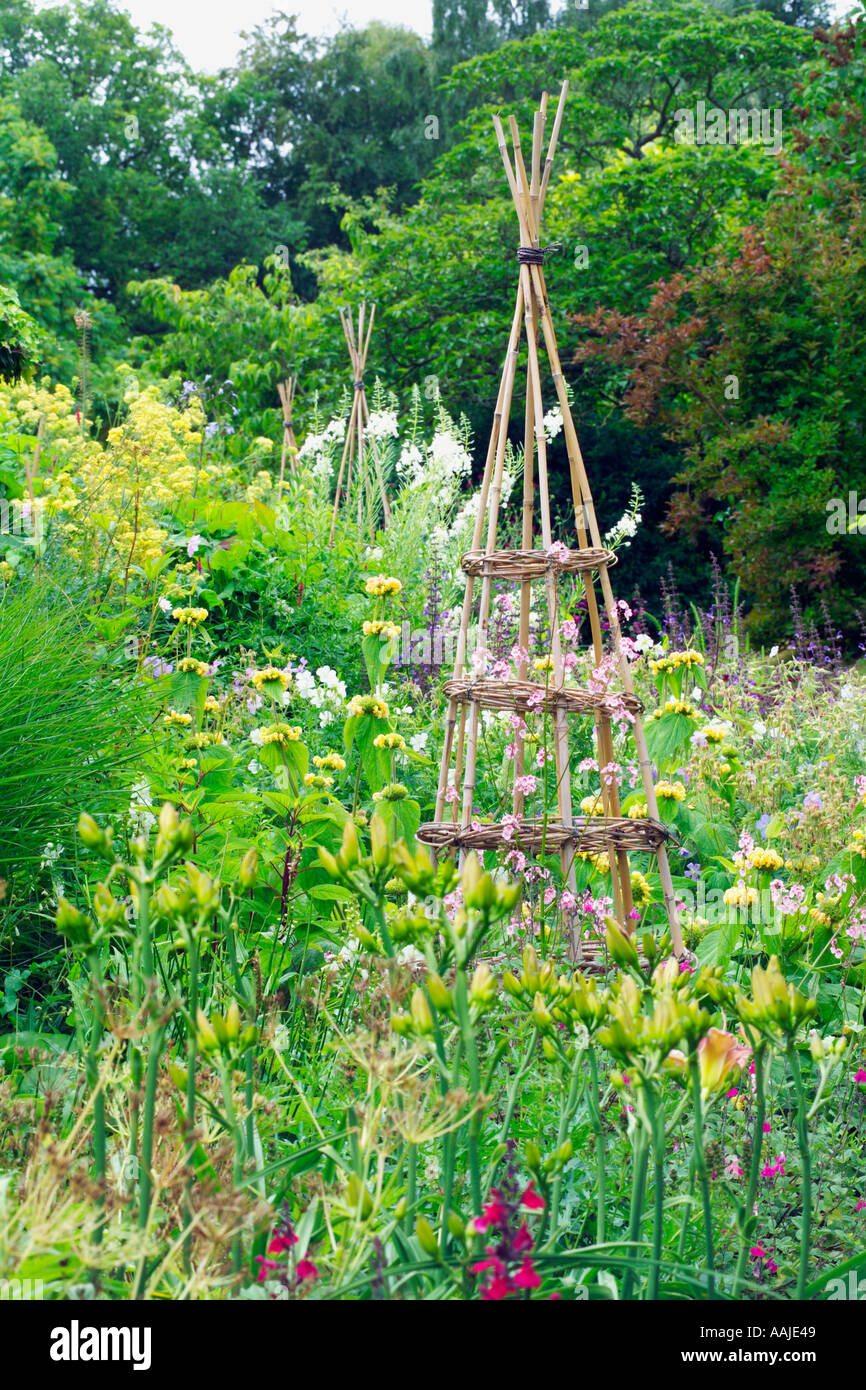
[512,1222,534,1253]
[268,1231,298,1255]
[481,1273,513,1300]
[472,1193,509,1232]
[255,1256,279,1283]
[296,1258,318,1283]
[520,1182,545,1211]
[471,1255,506,1277]
[513,1257,541,1290]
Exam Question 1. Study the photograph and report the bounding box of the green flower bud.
[415,1217,439,1257]
[238,847,258,890]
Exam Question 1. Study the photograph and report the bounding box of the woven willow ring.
[416,815,670,854]
[442,676,643,719]
[460,546,617,580]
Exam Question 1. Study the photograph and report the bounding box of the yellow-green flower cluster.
[363,619,399,640]
[655,781,686,802]
[164,708,192,728]
[580,795,606,818]
[374,732,406,751]
[347,694,389,720]
[372,782,410,802]
[650,697,698,720]
[251,665,289,691]
[172,607,208,627]
[627,802,649,819]
[304,772,334,789]
[256,724,302,747]
[649,649,705,676]
[313,752,346,772]
[364,574,402,597]
[178,657,210,676]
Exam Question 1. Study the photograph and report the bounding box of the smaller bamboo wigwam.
[416,81,686,965]
[277,376,298,496]
[328,303,391,546]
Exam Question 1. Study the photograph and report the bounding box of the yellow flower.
[373,732,406,751]
[252,665,289,691]
[704,721,730,743]
[362,619,399,640]
[178,657,209,676]
[304,772,334,789]
[164,708,193,728]
[580,794,606,817]
[747,848,784,872]
[849,828,866,859]
[630,871,652,906]
[656,781,686,802]
[649,648,705,675]
[0,561,15,584]
[172,606,208,626]
[178,757,198,770]
[627,802,648,819]
[695,1028,751,1098]
[364,574,402,597]
[533,655,555,673]
[724,883,759,908]
[313,753,346,771]
[347,694,389,720]
[577,850,610,872]
[257,723,302,747]
[204,695,221,714]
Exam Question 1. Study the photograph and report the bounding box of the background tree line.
[3,0,864,643]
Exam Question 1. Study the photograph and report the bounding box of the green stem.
[454,971,482,1215]
[788,1042,812,1301]
[621,1124,649,1301]
[587,1047,606,1245]
[138,1025,164,1229]
[688,1055,715,1298]
[183,938,199,1271]
[220,1064,244,1273]
[732,1044,765,1297]
[549,1046,582,1230]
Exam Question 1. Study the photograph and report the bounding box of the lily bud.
[605,916,639,968]
[446,1213,465,1243]
[238,847,258,890]
[426,973,452,1013]
[158,803,179,837]
[195,1008,219,1051]
[369,812,390,870]
[318,846,340,877]
[339,817,361,870]
[224,1000,241,1040]
[55,897,94,947]
[346,1174,373,1219]
[415,1217,439,1257]
[410,988,434,1035]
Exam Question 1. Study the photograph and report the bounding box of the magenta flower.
[513,1258,541,1290]
[855,1068,866,1085]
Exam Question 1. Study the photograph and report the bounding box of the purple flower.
[186,533,205,557]
[685,862,701,881]
[803,791,822,812]
[143,655,173,678]
[755,813,770,838]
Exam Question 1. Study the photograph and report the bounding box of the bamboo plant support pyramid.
[328,303,392,545]
[416,83,686,963]
[277,375,298,496]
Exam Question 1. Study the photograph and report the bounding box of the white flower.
[311,454,332,480]
[543,406,563,441]
[186,533,205,557]
[299,431,327,457]
[250,729,264,747]
[247,758,262,773]
[324,417,346,442]
[293,668,317,698]
[634,632,654,653]
[397,944,426,970]
[366,409,399,440]
[409,731,428,753]
[157,596,172,613]
[365,545,383,561]
[129,776,156,836]
[316,665,341,690]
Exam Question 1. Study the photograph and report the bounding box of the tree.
[570,16,866,641]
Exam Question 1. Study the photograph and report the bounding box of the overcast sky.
[35,0,856,75]
[92,1,433,71]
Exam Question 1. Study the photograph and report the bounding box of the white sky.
[105,1,432,71]
[35,0,855,75]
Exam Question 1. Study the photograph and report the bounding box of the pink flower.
[856,1199,865,1213]
[750,1245,765,1258]
[268,1230,298,1255]
[255,1257,279,1282]
[481,1273,512,1300]
[763,1120,771,1133]
[855,1068,866,1085]
[296,1258,318,1283]
[513,1257,541,1290]
[512,1223,534,1253]
[765,1259,778,1275]
[520,1182,545,1211]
